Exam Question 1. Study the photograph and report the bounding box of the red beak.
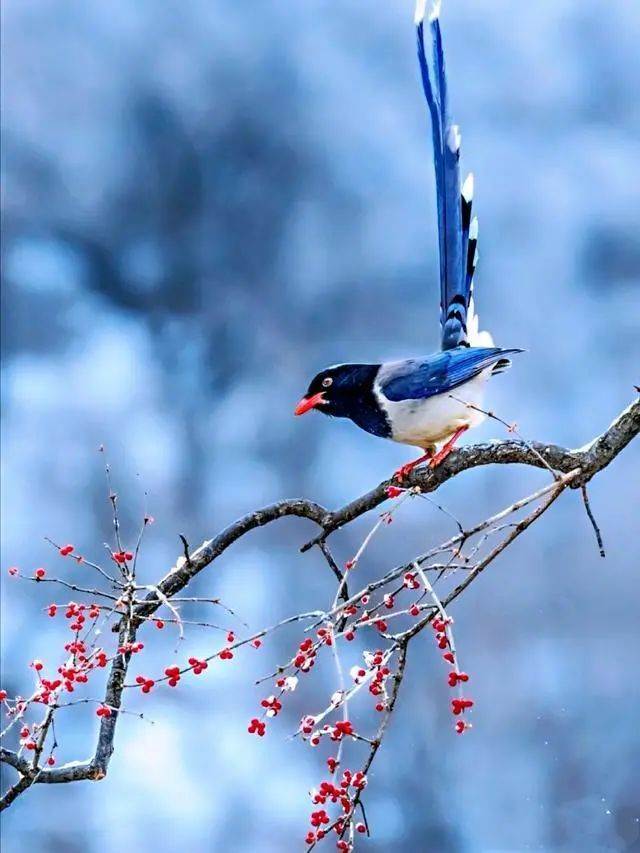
[294,392,326,416]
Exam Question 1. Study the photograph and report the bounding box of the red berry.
[35,568,46,579]
[155,620,164,629]
[59,545,74,556]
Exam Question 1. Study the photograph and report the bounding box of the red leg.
[429,426,469,468]
[393,448,434,482]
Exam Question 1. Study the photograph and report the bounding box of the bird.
[294,0,521,481]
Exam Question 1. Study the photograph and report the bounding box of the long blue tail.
[416,1,478,350]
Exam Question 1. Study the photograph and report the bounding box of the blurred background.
[1,0,639,850]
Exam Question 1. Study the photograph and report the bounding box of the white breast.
[375,369,491,448]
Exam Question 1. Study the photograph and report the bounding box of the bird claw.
[428,448,449,468]
[393,450,434,482]
[394,462,416,482]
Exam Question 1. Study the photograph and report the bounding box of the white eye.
[322,377,333,388]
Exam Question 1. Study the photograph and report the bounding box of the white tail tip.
[462,172,474,203]
[429,0,442,22]
[415,0,441,25]
[446,124,461,153]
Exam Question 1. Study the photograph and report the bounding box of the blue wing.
[379,347,522,403]
[416,1,475,350]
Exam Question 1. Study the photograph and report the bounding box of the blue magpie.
[295,0,521,479]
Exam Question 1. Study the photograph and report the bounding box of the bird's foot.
[394,461,417,482]
[428,446,454,468]
[393,449,434,482]
[428,426,469,468]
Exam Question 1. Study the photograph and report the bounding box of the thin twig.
[580,485,606,558]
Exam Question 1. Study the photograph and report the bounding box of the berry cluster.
[112,551,133,564]
[188,656,209,674]
[1,470,486,852]
[164,666,181,687]
[260,695,282,717]
[135,676,155,694]
[294,637,320,671]
[431,616,474,734]
[305,768,368,848]
[119,641,144,655]
[247,718,266,737]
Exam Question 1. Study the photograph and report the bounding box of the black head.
[294,363,381,420]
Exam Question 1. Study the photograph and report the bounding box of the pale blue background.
[2,1,639,851]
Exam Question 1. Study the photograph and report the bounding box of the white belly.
[376,370,491,448]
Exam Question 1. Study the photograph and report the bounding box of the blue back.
[379,347,520,403]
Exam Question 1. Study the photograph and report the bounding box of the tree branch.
[132,398,639,614]
[2,397,637,809]
[302,397,639,550]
